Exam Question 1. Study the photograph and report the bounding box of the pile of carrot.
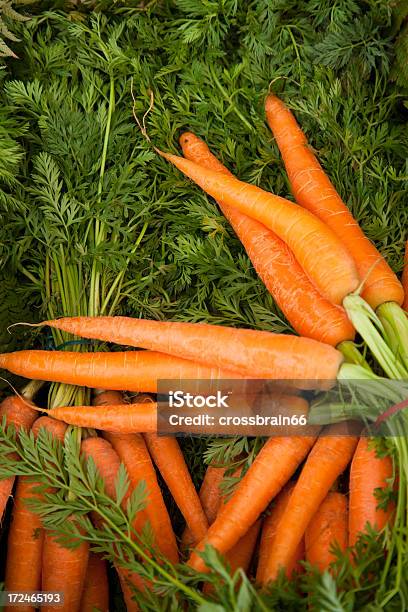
[0,94,406,609]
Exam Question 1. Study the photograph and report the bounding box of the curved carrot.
[143,431,209,543]
[97,389,178,564]
[4,477,44,612]
[261,427,358,583]
[80,553,109,612]
[0,349,247,391]
[180,131,355,347]
[256,483,304,584]
[42,402,158,433]
[42,522,90,612]
[157,148,359,305]
[265,94,403,310]
[188,431,316,573]
[305,491,347,572]
[402,241,408,311]
[349,437,394,546]
[0,395,38,523]
[39,319,345,382]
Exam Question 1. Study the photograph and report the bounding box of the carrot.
[305,492,348,572]
[31,415,68,441]
[256,483,304,584]
[95,391,178,563]
[182,464,226,549]
[40,402,158,433]
[349,437,394,546]
[188,430,316,573]
[180,131,355,347]
[0,394,38,523]
[42,522,90,612]
[402,240,408,311]
[0,349,248,391]
[143,432,209,543]
[261,426,358,584]
[80,553,109,612]
[264,94,403,310]
[156,148,359,305]
[4,477,44,612]
[39,318,345,382]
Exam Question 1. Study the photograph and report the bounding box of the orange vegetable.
[180,131,354,347]
[188,431,316,573]
[265,94,403,310]
[261,427,358,583]
[80,553,109,612]
[305,491,347,572]
[256,483,304,584]
[349,437,394,546]
[157,148,359,304]
[402,241,408,311]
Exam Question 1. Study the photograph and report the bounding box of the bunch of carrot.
[0,93,406,608]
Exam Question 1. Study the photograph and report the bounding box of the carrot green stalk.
[143,432,209,542]
[39,318,345,383]
[349,437,395,546]
[305,491,348,573]
[4,477,44,612]
[261,425,358,584]
[156,149,359,305]
[80,553,109,612]
[180,131,355,348]
[256,483,304,584]
[265,94,408,376]
[42,523,90,612]
[97,390,179,563]
[188,430,316,574]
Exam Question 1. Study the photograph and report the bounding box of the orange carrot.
[0,394,38,522]
[180,131,355,347]
[95,391,178,564]
[261,427,358,584]
[0,350,247,391]
[42,522,90,612]
[305,492,348,572]
[349,437,394,546]
[182,464,226,549]
[256,483,304,584]
[188,431,316,573]
[402,241,408,311]
[4,477,44,612]
[31,415,67,441]
[80,553,109,612]
[39,318,345,383]
[143,432,209,543]
[265,94,403,310]
[156,148,359,305]
[40,402,158,433]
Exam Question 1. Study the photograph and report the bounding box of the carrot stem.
[337,340,371,370]
[377,301,408,373]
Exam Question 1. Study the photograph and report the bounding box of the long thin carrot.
[80,553,109,612]
[180,131,355,347]
[156,148,359,305]
[0,394,38,522]
[349,437,394,546]
[402,240,408,311]
[264,94,403,310]
[39,319,345,382]
[256,483,304,584]
[143,432,209,543]
[305,491,348,572]
[42,523,90,612]
[41,402,158,433]
[182,464,226,549]
[4,477,44,612]
[0,350,248,391]
[96,390,179,563]
[261,426,358,584]
[188,431,316,573]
